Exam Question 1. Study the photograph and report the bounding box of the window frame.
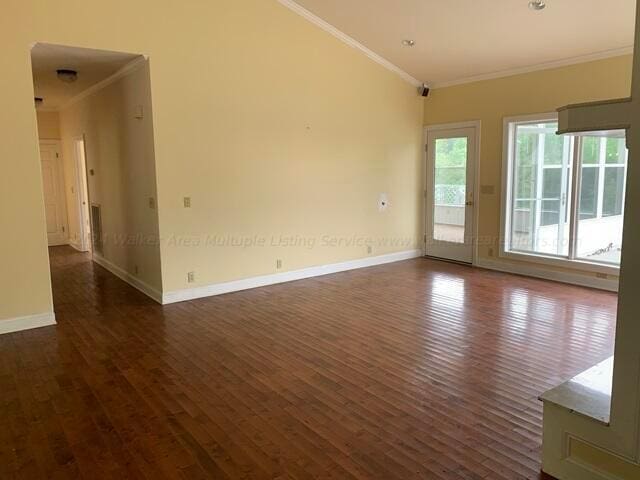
[500,113,621,276]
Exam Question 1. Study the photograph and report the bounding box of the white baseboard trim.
[48,240,69,247]
[69,240,88,252]
[163,249,423,305]
[93,254,163,304]
[475,258,619,292]
[0,312,56,335]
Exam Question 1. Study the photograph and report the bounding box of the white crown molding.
[432,47,634,89]
[61,55,147,110]
[163,249,423,304]
[0,312,56,335]
[93,254,163,304]
[277,0,422,87]
[475,258,619,292]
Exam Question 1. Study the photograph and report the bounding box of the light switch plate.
[184,197,191,208]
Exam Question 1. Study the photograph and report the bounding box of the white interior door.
[40,142,67,246]
[73,137,92,252]
[426,126,477,263]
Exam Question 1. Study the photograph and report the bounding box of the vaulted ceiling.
[287,0,635,86]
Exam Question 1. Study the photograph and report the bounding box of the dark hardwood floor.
[0,246,616,479]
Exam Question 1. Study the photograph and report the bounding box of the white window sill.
[500,250,620,276]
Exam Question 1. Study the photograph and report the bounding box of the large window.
[503,116,627,270]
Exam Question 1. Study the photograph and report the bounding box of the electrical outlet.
[367,245,373,254]
[183,197,191,208]
[187,271,196,283]
[148,197,156,209]
[488,248,494,257]
[276,259,282,270]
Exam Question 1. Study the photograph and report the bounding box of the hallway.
[0,246,617,479]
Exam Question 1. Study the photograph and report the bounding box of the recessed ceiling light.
[528,0,546,10]
[402,39,415,47]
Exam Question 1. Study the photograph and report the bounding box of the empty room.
[2,1,640,479]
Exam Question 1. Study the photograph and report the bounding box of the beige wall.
[155,30,424,293]
[36,111,60,139]
[424,54,633,280]
[0,0,423,320]
[59,61,162,292]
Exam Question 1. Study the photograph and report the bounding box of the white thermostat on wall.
[378,193,389,212]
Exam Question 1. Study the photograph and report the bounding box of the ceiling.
[289,0,635,86]
[31,43,142,110]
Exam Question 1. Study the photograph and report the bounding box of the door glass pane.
[605,138,625,164]
[544,130,564,165]
[581,137,599,164]
[433,137,466,243]
[510,122,571,256]
[603,167,625,216]
[541,168,561,226]
[576,134,627,265]
[579,167,599,220]
[511,129,536,251]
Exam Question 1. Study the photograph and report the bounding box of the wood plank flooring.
[0,246,617,479]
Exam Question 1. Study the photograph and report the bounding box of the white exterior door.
[40,142,67,246]
[425,126,477,263]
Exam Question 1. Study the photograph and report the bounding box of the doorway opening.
[31,42,163,305]
[424,122,480,264]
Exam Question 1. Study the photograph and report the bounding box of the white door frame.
[39,140,69,246]
[424,121,481,264]
[72,135,91,252]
